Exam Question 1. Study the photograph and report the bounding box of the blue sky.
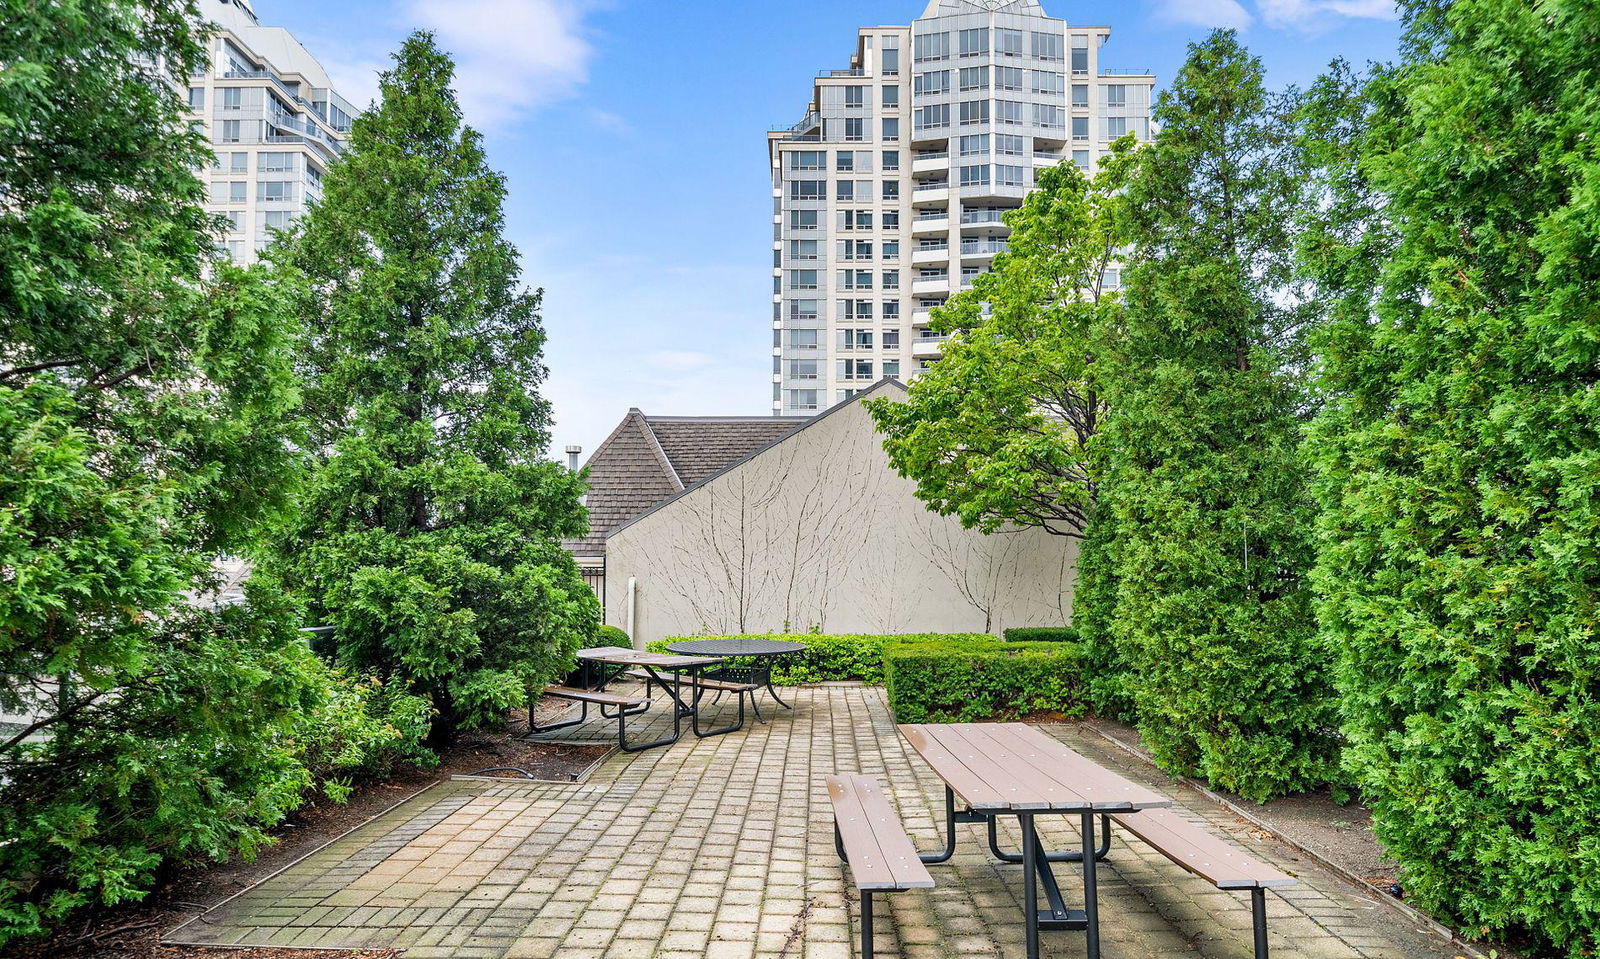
[262,0,1403,460]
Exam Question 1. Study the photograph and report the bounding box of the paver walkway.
[168,686,1457,959]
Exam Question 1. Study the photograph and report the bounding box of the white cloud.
[1257,0,1396,29]
[322,56,386,113]
[1151,0,1254,30]
[407,0,601,128]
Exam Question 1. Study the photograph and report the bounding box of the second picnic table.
[534,646,725,752]
[899,722,1172,959]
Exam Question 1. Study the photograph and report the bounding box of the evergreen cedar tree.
[264,32,598,743]
[1303,0,1600,952]
[0,0,332,941]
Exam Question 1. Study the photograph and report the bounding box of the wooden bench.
[528,684,649,739]
[625,668,761,738]
[826,774,934,959]
[1110,809,1296,959]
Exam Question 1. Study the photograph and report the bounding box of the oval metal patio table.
[664,638,807,720]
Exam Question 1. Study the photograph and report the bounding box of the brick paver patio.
[168,686,1457,959]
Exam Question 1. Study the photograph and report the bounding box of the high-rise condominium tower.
[767,0,1153,415]
[187,0,356,263]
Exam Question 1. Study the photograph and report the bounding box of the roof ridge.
[637,413,685,492]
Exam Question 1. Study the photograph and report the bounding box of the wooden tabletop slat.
[826,776,934,891]
[979,724,1172,810]
[901,725,1053,810]
[576,646,724,668]
[898,723,1174,813]
[1111,809,1296,889]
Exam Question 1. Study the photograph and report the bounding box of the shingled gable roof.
[561,409,808,560]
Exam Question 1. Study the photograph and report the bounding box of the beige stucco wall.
[604,384,1079,647]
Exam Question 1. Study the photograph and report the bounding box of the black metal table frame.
[529,659,721,752]
[903,785,1120,959]
[661,640,806,722]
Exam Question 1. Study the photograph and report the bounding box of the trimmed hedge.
[1002,627,1079,643]
[651,633,989,686]
[885,639,1089,722]
[597,624,630,647]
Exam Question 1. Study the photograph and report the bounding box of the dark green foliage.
[1085,31,1335,801]
[885,640,1088,723]
[0,0,329,941]
[266,34,597,741]
[597,625,631,647]
[1069,507,1137,720]
[1302,1,1600,950]
[650,634,990,685]
[869,156,1130,537]
[1001,627,1079,643]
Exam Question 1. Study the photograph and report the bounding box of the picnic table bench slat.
[541,685,647,708]
[826,776,932,891]
[1110,809,1297,889]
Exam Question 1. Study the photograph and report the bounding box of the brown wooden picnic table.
[899,722,1171,959]
[531,646,725,752]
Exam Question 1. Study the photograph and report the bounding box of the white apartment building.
[767,0,1153,415]
[188,0,356,263]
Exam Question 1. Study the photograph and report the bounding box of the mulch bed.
[10,723,606,959]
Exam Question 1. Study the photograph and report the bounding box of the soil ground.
[8,716,608,959]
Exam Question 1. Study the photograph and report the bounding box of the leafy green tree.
[869,155,1130,537]
[268,33,596,742]
[1304,1,1600,949]
[0,0,324,941]
[1087,31,1333,800]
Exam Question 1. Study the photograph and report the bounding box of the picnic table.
[899,723,1171,959]
[663,637,807,720]
[531,646,724,752]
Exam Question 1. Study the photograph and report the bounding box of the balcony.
[912,151,950,175]
[912,336,948,359]
[912,274,950,296]
[911,211,950,235]
[911,309,936,327]
[912,243,949,265]
[1032,151,1064,165]
[961,239,1008,259]
[912,183,950,206]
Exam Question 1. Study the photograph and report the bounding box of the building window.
[882,150,900,171]
[1070,35,1089,74]
[996,100,1024,126]
[1034,32,1066,62]
[790,150,825,171]
[219,119,242,143]
[996,28,1024,57]
[995,134,1024,156]
[188,87,205,109]
[789,299,820,320]
[790,180,825,200]
[839,299,874,320]
[227,181,246,203]
[836,151,855,172]
[958,28,988,57]
[882,46,900,76]
[1034,104,1064,130]
[221,87,242,110]
[882,181,900,200]
[996,165,1025,187]
[789,270,819,290]
[960,133,989,157]
[914,31,949,62]
[837,269,873,290]
[789,209,820,230]
[263,210,294,231]
[258,180,292,202]
[1073,149,1090,169]
[1106,84,1127,108]
[882,240,900,261]
[838,328,875,350]
[789,359,820,380]
[882,269,900,291]
[1071,83,1089,107]
[787,389,820,411]
[960,164,990,187]
[844,117,865,142]
[838,239,873,260]
[1106,116,1127,139]
[996,67,1024,92]
[222,210,243,232]
[1034,71,1065,96]
[1072,116,1089,141]
[914,70,950,96]
[1101,268,1122,290]
[882,117,900,141]
[883,359,901,377]
[913,103,950,131]
[882,210,900,229]
[882,85,900,108]
[838,358,875,381]
[883,301,901,320]
[959,100,988,126]
[787,329,820,350]
[959,66,988,92]
[839,209,874,231]
[789,239,819,260]
[844,85,865,109]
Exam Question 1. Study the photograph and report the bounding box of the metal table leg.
[988,813,1111,863]
[1021,813,1040,959]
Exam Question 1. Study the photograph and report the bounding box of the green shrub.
[597,624,631,647]
[885,640,1088,723]
[650,633,989,685]
[1002,627,1079,643]
[294,670,436,797]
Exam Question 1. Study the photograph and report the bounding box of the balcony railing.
[961,210,1007,225]
[915,211,950,221]
[914,182,950,192]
